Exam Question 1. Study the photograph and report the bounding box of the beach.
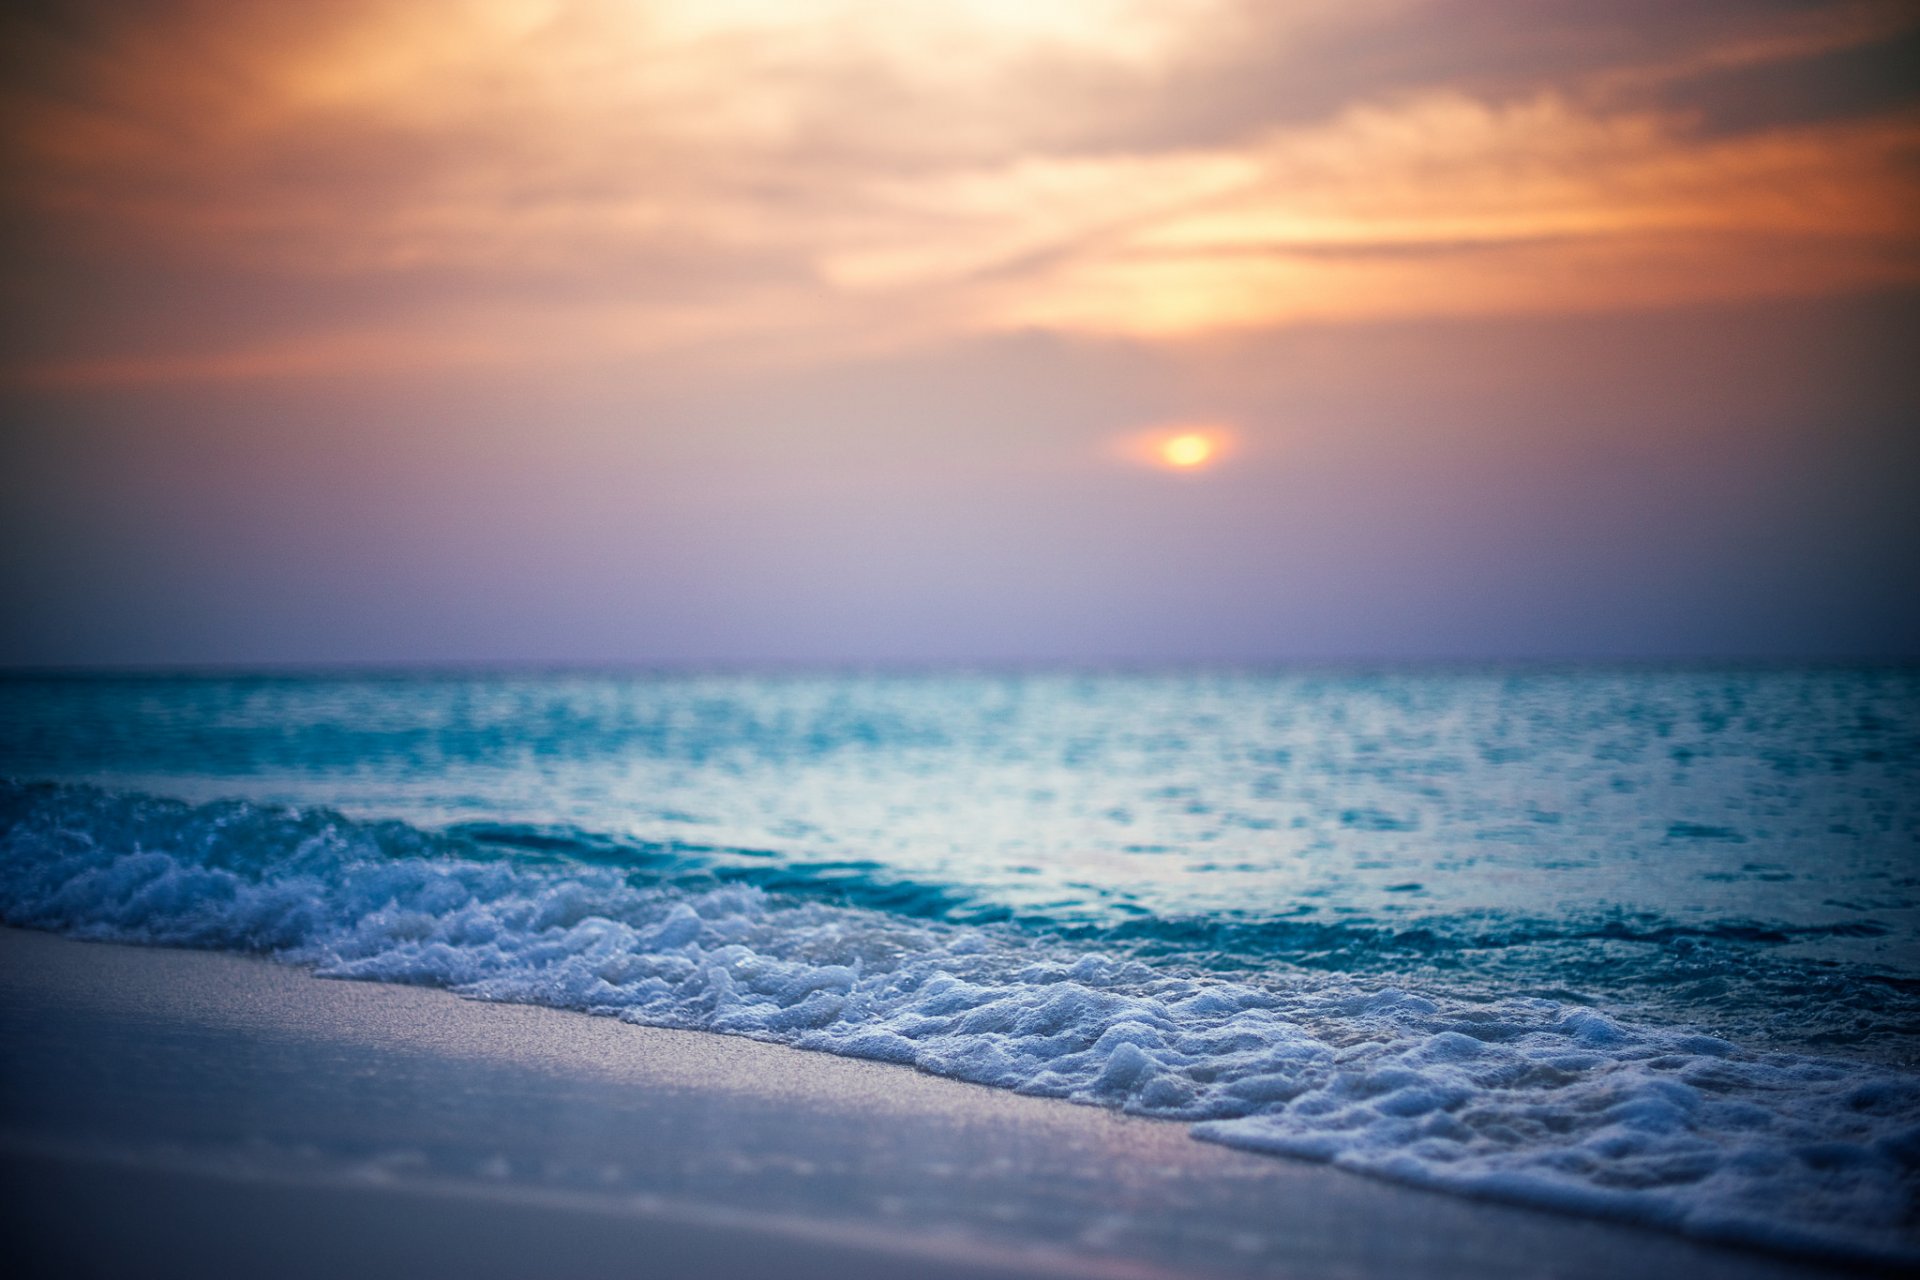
[0,927,1887,1280]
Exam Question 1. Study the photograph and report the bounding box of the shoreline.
[0,927,1894,1279]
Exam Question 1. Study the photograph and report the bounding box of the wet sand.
[0,928,1884,1279]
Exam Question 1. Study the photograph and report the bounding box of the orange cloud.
[986,99,1920,335]
[2,1,1915,384]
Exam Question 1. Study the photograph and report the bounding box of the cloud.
[974,94,1920,335]
[1,0,1915,383]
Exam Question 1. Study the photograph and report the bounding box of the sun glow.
[1116,424,1235,472]
[1160,433,1216,469]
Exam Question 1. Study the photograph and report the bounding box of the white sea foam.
[1,783,1915,1264]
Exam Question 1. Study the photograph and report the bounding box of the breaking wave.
[2,779,1915,1264]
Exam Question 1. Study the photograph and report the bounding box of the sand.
[0,927,1884,1279]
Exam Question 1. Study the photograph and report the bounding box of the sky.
[1,0,1916,668]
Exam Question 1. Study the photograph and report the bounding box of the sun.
[1159,433,1215,469]
[1113,421,1238,472]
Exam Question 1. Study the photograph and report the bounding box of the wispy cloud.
[3,0,1914,383]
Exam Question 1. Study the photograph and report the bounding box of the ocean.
[1,668,1915,1260]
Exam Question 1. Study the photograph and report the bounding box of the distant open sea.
[2,668,1916,1260]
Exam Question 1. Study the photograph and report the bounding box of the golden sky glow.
[2,1,1917,384]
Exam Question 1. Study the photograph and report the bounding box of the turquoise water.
[2,668,1917,1258]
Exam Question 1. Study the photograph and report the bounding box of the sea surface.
[2,668,1916,1260]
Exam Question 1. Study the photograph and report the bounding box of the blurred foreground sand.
[0,928,1877,1280]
